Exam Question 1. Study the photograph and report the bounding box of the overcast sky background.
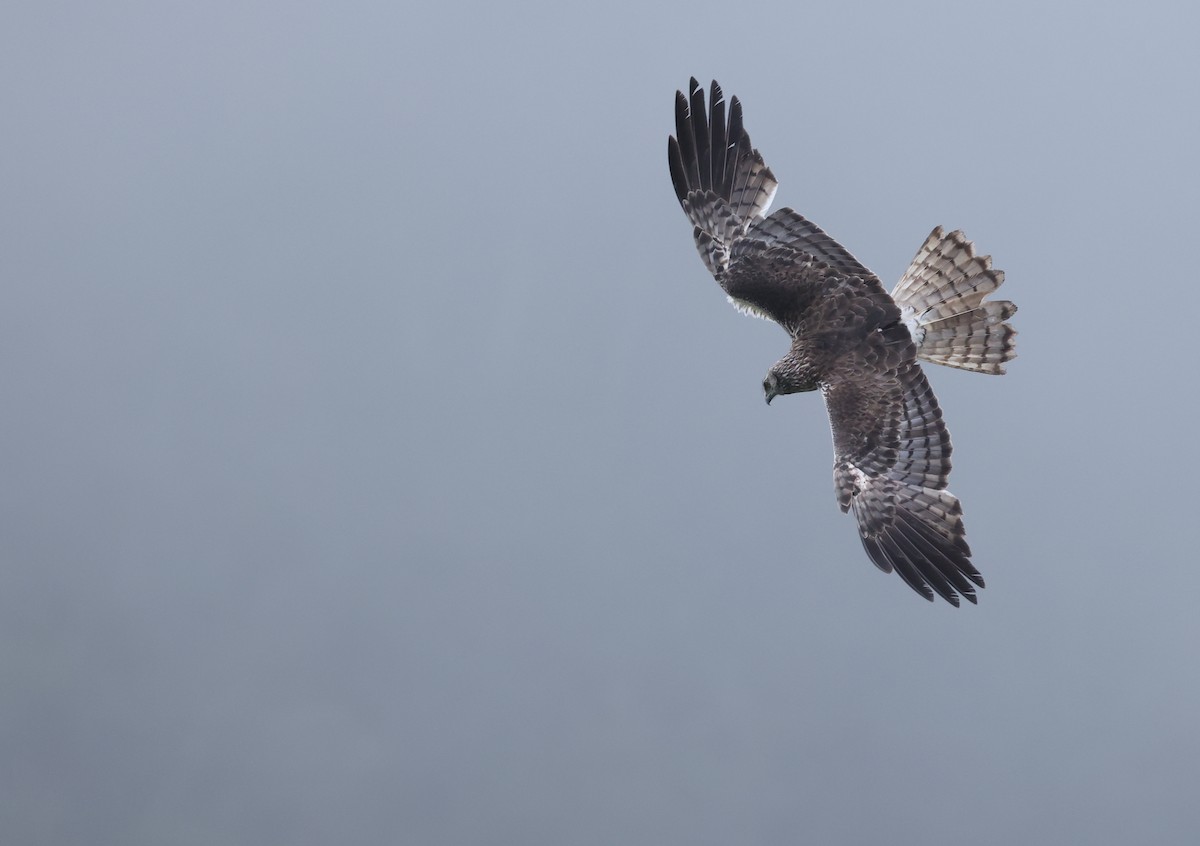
[3,1,1199,844]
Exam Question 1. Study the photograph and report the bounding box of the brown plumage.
[667,79,1017,605]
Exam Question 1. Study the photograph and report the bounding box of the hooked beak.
[764,389,776,406]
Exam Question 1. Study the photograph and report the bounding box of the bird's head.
[763,371,779,405]
[763,355,819,404]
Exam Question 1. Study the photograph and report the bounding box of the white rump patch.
[898,304,925,345]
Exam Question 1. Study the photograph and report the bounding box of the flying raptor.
[668,78,1016,605]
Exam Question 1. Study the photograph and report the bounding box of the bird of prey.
[667,78,1016,606]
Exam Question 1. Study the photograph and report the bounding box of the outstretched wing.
[826,354,983,606]
[668,79,874,330]
[667,78,777,278]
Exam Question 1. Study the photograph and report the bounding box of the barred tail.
[891,227,1018,374]
[667,78,777,275]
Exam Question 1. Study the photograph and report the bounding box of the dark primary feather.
[669,79,890,332]
[667,79,1008,606]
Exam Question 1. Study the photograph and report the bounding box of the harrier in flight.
[668,78,1016,605]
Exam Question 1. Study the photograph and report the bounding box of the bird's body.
[667,79,1016,605]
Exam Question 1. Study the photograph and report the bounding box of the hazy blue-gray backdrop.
[4,1,1199,844]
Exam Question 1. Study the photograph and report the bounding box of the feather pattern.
[893,227,1018,374]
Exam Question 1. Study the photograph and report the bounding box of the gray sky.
[3,1,1199,844]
